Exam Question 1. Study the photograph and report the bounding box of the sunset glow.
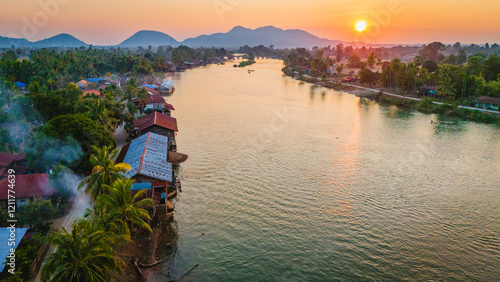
[0,0,499,44]
[355,20,368,32]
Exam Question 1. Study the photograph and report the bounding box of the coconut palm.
[136,87,150,114]
[41,219,123,282]
[97,178,153,238]
[78,145,131,202]
[437,77,456,101]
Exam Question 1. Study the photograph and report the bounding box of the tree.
[437,77,456,101]
[136,87,150,114]
[358,67,380,87]
[367,52,378,68]
[78,145,131,202]
[347,54,362,68]
[419,42,446,63]
[97,178,153,238]
[18,199,56,230]
[336,64,344,76]
[422,59,438,72]
[35,113,116,173]
[41,219,123,281]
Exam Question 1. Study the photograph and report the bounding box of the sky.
[1,0,499,45]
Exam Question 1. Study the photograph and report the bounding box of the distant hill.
[182,25,342,49]
[33,33,88,48]
[0,26,388,49]
[0,36,31,48]
[119,30,180,47]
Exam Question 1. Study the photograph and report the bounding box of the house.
[0,228,28,274]
[14,82,27,94]
[160,79,175,95]
[76,80,89,89]
[133,111,178,142]
[0,153,27,179]
[87,78,105,83]
[116,132,176,216]
[473,96,500,111]
[132,94,175,115]
[420,86,437,96]
[82,89,101,97]
[140,84,160,91]
[0,174,56,209]
[342,77,358,83]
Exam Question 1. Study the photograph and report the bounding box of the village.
[0,60,197,280]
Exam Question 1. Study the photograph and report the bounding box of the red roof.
[134,111,178,132]
[133,94,166,104]
[0,153,25,167]
[0,174,56,200]
[82,89,101,96]
[163,102,175,111]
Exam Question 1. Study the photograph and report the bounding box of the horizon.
[1,25,498,47]
[1,0,500,46]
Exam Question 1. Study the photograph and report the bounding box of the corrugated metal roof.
[122,132,172,182]
[14,82,27,88]
[161,79,175,89]
[0,228,28,272]
[141,84,159,90]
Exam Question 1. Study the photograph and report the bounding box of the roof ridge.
[137,132,150,174]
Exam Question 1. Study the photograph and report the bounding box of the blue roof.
[0,228,28,272]
[87,78,104,83]
[14,82,27,88]
[161,192,167,199]
[140,84,158,90]
[131,182,152,191]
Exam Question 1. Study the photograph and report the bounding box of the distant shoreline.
[282,70,500,125]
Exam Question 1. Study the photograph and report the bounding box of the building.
[76,80,89,89]
[160,79,175,95]
[342,77,358,84]
[132,94,175,115]
[0,228,28,275]
[0,153,27,179]
[473,96,500,111]
[419,86,438,96]
[82,89,101,97]
[14,82,27,94]
[116,132,176,216]
[0,174,56,208]
[133,111,178,143]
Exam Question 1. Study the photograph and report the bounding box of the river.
[156,59,499,281]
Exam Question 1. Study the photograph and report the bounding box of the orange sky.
[1,0,499,45]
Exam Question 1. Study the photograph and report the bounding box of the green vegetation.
[78,146,131,202]
[41,219,124,282]
[282,42,500,123]
[374,94,500,124]
[238,59,256,67]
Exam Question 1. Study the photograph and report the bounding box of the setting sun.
[355,20,368,32]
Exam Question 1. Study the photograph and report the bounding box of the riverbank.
[282,68,500,125]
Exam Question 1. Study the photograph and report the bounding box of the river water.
[157,59,499,281]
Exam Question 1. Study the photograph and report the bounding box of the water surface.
[158,59,499,281]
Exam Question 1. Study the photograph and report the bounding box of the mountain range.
[0,26,379,49]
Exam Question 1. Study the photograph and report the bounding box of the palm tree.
[437,77,456,102]
[137,88,150,114]
[97,178,153,238]
[41,219,123,281]
[78,146,131,202]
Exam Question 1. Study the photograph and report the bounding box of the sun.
[355,20,368,32]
